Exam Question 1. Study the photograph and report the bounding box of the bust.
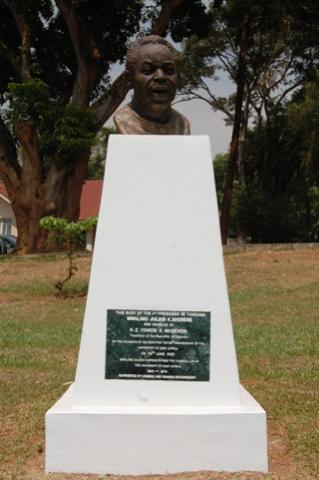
[114,36,190,135]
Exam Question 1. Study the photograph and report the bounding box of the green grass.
[0,279,88,297]
[0,255,88,475]
[0,249,318,479]
[229,259,319,475]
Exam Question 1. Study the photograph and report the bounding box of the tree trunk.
[64,150,90,219]
[8,121,45,253]
[220,20,250,245]
[7,126,91,253]
[13,200,48,253]
[44,150,90,220]
[237,88,250,188]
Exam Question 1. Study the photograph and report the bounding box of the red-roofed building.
[79,179,103,250]
[79,179,103,220]
[0,180,103,249]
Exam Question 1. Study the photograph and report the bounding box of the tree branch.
[56,0,98,107]
[3,0,32,81]
[263,55,294,97]
[90,71,131,129]
[178,75,234,121]
[15,120,42,190]
[173,94,200,105]
[274,78,303,108]
[216,51,235,77]
[0,116,21,194]
[152,0,184,36]
[175,90,216,108]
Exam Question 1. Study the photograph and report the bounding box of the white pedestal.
[46,135,268,474]
[46,384,267,474]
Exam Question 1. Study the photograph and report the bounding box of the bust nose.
[153,68,167,81]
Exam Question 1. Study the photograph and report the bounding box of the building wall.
[0,196,18,236]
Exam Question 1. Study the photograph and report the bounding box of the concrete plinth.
[46,384,267,475]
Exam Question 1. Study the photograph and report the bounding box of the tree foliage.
[214,90,319,243]
[180,0,319,243]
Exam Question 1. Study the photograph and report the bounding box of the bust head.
[114,36,190,135]
[126,35,179,123]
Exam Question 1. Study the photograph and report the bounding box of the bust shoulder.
[114,104,190,135]
[114,104,145,135]
[169,109,191,135]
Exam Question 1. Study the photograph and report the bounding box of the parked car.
[0,234,17,254]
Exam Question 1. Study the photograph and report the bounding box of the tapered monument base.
[45,136,268,475]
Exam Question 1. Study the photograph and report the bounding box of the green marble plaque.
[105,309,210,381]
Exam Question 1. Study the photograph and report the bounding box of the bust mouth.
[151,87,171,94]
[149,86,174,101]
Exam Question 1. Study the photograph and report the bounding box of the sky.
[176,76,233,157]
[106,65,234,158]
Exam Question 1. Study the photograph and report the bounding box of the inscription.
[105,309,210,381]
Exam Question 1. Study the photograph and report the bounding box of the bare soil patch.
[225,248,319,291]
[0,254,92,289]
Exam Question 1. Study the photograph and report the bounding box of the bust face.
[130,43,178,123]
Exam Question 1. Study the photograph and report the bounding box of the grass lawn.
[0,248,318,479]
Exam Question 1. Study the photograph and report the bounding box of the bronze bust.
[114,36,190,135]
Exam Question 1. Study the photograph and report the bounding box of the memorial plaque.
[105,309,210,381]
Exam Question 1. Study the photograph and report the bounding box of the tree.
[288,76,319,173]
[234,103,319,242]
[179,0,319,243]
[0,0,210,252]
[221,74,319,243]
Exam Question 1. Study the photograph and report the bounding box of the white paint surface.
[46,384,267,474]
[46,135,267,473]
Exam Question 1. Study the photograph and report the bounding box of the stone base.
[45,384,268,475]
